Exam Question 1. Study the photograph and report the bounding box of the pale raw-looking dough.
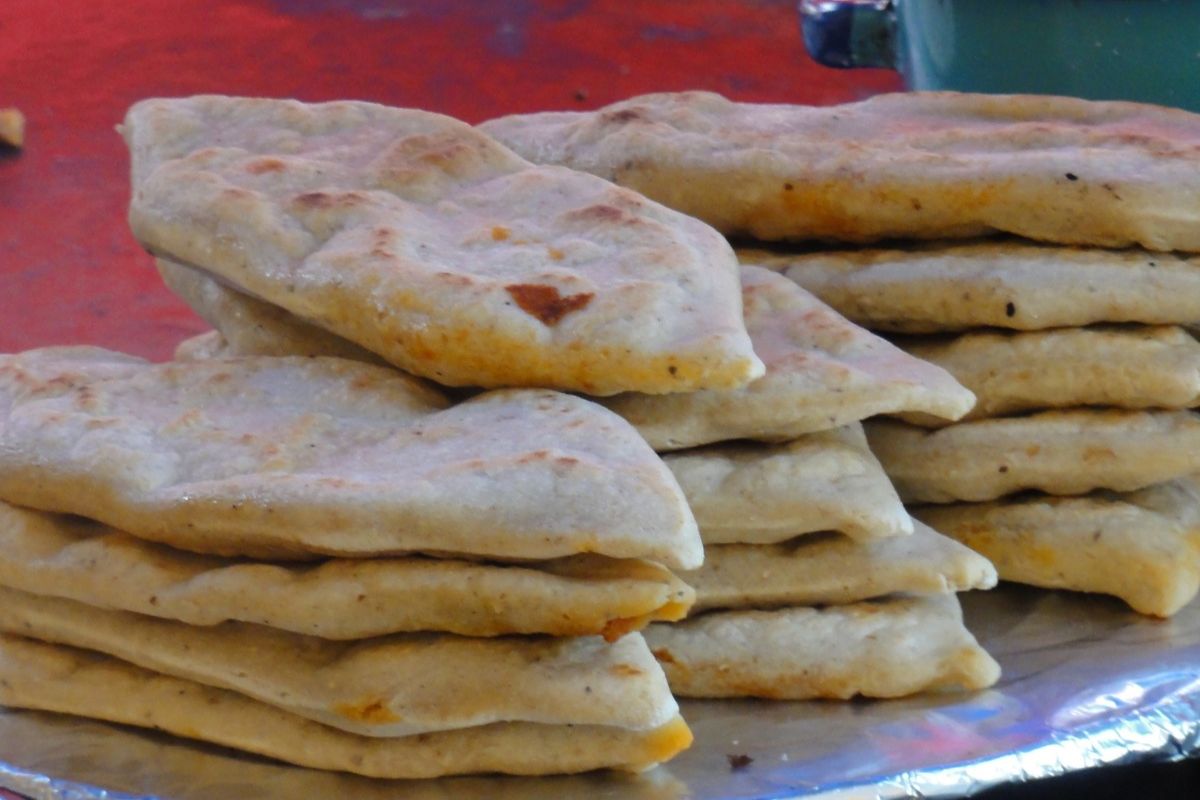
[663,424,911,544]
[0,502,692,640]
[123,96,762,395]
[898,326,1200,425]
[482,90,1200,250]
[0,348,701,567]
[0,586,676,738]
[602,266,974,451]
[686,521,996,612]
[750,241,1200,334]
[643,595,999,699]
[0,635,692,777]
[866,410,1200,504]
[915,478,1200,618]
[158,258,384,363]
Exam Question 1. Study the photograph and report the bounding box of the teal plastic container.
[801,0,1200,111]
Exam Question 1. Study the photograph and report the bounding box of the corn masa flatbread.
[482,90,1200,250]
[124,96,762,395]
[663,424,911,543]
[915,478,1200,617]
[0,501,691,639]
[749,241,1200,334]
[866,410,1200,503]
[643,595,999,699]
[0,348,701,567]
[0,635,692,777]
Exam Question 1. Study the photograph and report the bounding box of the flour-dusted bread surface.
[686,521,996,612]
[663,424,910,544]
[867,410,1200,504]
[603,266,973,450]
[643,595,999,699]
[0,635,692,777]
[754,241,1200,333]
[915,478,1200,617]
[0,587,676,737]
[483,91,1200,250]
[0,502,691,639]
[123,96,762,395]
[158,258,384,363]
[0,348,701,567]
[898,326,1200,424]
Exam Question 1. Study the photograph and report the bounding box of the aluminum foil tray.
[1,585,1198,800]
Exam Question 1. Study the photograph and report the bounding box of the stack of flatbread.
[130,96,1007,705]
[481,90,1200,618]
[0,95,802,777]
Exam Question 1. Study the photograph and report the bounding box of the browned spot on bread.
[294,191,366,210]
[601,616,643,643]
[603,108,645,125]
[547,247,566,261]
[505,284,594,325]
[244,158,286,175]
[567,204,626,223]
[335,699,401,724]
[609,663,644,677]
[491,225,511,241]
[651,647,677,665]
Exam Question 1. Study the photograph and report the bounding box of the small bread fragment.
[0,635,692,777]
[866,410,1200,503]
[644,594,999,699]
[0,108,23,148]
[915,478,1200,617]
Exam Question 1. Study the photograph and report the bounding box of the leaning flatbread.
[663,424,910,543]
[483,90,1200,250]
[0,502,691,639]
[0,635,691,777]
[866,410,1200,503]
[915,478,1200,617]
[603,266,973,450]
[751,241,1200,333]
[158,258,383,363]
[123,96,762,395]
[898,326,1200,424]
[0,348,701,567]
[686,521,996,612]
[643,595,999,699]
[0,586,675,737]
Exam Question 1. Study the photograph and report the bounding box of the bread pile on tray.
[0,95,786,778]
[484,90,1200,619]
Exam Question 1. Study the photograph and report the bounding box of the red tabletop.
[1,0,899,360]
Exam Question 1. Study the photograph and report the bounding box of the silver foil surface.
[1,585,1198,799]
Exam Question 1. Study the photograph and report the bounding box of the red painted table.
[0,0,898,359]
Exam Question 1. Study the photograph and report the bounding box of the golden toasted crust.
[484,91,1200,250]
[123,96,762,395]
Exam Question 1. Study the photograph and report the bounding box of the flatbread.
[915,478,1200,617]
[686,521,996,612]
[0,348,701,567]
[123,96,762,395]
[158,258,384,363]
[0,586,676,738]
[663,424,911,544]
[602,266,974,451]
[482,91,1200,250]
[898,326,1200,424]
[748,241,1200,333]
[866,410,1200,503]
[643,595,999,699]
[0,502,691,640]
[0,635,692,777]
